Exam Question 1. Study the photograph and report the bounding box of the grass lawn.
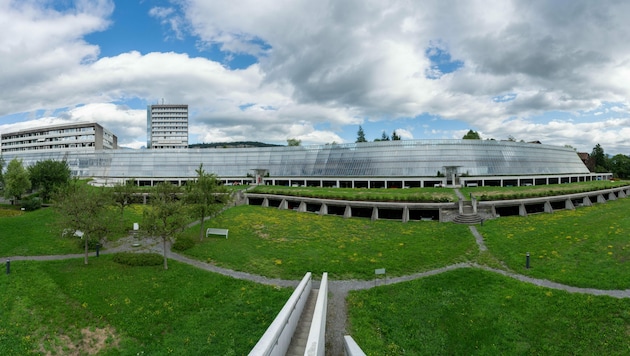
[0,256,291,355]
[0,207,79,257]
[477,198,630,289]
[348,268,630,355]
[180,205,477,280]
[250,185,457,202]
[0,205,146,258]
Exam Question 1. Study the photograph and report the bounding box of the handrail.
[249,272,312,356]
[305,273,328,356]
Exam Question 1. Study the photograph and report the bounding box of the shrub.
[21,197,42,211]
[112,252,163,266]
[172,235,195,251]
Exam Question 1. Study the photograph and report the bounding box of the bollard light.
[526,252,530,269]
[6,259,10,275]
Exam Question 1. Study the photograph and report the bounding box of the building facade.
[0,122,117,154]
[147,104,188,149]
[2,139,609,188]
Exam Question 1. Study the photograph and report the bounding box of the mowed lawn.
[477,198,630,289]
[348,268,630,355]
[180,205,477,280]
[0,257,291,355]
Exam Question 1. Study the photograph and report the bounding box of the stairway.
[452,201,483,225]
[286,289,318,356]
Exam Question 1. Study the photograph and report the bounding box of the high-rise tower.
[147,104,188,149]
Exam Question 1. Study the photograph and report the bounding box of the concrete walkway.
[5,228,630,356]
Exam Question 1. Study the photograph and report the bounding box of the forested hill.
[189,141,283,149]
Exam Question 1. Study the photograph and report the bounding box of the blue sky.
[1,0,630,153]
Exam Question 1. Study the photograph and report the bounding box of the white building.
[0,122,117,154]
[147,104,188,149]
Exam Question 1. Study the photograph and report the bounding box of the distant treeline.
[189,141,283,149]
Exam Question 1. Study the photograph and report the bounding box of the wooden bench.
[206,228,229,239]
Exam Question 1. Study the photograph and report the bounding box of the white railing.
[343,335,367,356]
[304,273,328,356]
[249,272,312,356]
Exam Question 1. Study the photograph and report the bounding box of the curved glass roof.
[4,139,589,178]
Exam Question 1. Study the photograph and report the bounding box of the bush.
[112,252,163,266]
[21,197,42,211]
[172,235,195,251]
[75,236,102,250]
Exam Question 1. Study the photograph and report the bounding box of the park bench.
[206,228,229,239]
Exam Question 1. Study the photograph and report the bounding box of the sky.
[1,0,630,154]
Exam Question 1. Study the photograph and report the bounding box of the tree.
[4,158,31,204]
[143,182,188,269]
[356,126,367,143]
[111,179,137,228]
[591,144,608,172]
[0,155,5,188]
[463,130,481,140]
[185,164,230,240]
[609,154,630,178]
[28,159,71,202]
[287,138,301,146]
[54,180,115,265]
[374,131,390,142]
[391,130,401,141]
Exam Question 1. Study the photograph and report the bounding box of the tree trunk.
[162,237,168,270]
[84,237,89,265]
[199,214,205,241]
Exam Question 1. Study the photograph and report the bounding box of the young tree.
[609,154,630,178]
[356,126,367,143]
[185,165,230,240]
[28,159,71,202]
[54,180,115,265]
[391,130,401,141]
[462,130,481,139]
[143,182,188,269]
[111,179,137,227]
[4,158,31,204]
[0,155,5,188]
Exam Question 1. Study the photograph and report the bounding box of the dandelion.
[545,291,553,297]
[274,259,282,265]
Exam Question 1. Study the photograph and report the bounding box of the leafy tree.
[143,182,188,269]
[356,126,367,143]
[111,179,137,227]
[185,165,230,240]
[591,143,608,172]
[28,159,71,202]
[54,180,115,265]
[287,138,301,146]
[463,130,481,139]
[4,158,31,204]
[609,154,630,178]
[0,155,5,188]
[392,130,401,141]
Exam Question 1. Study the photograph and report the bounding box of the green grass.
[0,256,291,355]
[461,180,629,201]
[476,198,630,289]
[0,207,79,257]
[179,205,477,280]
[250,185,457,202]
[348,268,630,355]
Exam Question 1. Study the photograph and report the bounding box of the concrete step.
[286,289,319,356]
[452,213,483,225]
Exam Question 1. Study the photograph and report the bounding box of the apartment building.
[147,104,188,149]
[0,122,117,154]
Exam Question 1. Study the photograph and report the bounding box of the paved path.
[5,228,630,356]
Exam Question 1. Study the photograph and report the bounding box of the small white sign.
[375,268,386,275]
[133,223,139,231]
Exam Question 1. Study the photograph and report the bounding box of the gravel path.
[5,230,630,355]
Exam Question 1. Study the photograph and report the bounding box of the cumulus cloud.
[1,0,630,153]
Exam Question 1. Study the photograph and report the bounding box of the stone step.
[286,289,319,356]
[452,213,483,225]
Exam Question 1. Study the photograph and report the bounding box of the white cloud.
[2,0,630,154]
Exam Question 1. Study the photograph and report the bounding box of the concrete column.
[608,192,617,201]
[565,199,575,210]
[344,205,352,219]
[619,190,627,198]
[262,198,269,207]
[371,207,378,221]
[319,203,328,215]
[597,194,606,203]
[279,199,288,210]
[298,202,306,212]
[519,204,527,217]
[402,206,409,223]
[544,201,553,213]
[582,196,592,207]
